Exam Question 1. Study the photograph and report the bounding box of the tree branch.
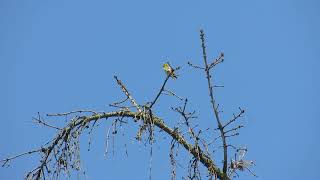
[149,75,170,109]
[114,75,143,113]
[199,29,228,175]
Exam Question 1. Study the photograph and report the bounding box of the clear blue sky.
[1,0,319,179]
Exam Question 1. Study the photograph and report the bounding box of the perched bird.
[163,63,177,79]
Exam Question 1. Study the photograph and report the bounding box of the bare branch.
[208,52,224,69]
[47,110,98,117]
[114,75,142,113]
[1,148,42,167]
[199,29,228,174]
[225,133,239,138]
[224,125,244,134]
[162,89,184,101]
[150,64,181,109]
[187,61,205,70]
[170,139,177,180]
[7,109,228,179]
[109,97,129,106]
[33,113,62,130]
[149,75,170,109]
[223,108,245,129]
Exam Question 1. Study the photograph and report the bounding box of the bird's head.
[163,63,169,69]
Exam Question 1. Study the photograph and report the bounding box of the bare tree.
[1,30,256,180]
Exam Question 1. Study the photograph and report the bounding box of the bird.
[163,62,177,79]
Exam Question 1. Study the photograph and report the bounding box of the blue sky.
[1,0,319,179]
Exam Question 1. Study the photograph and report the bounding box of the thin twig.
[47,110,97,117]
[162,89,184,101]
[224,125,244,134]
[33,115,62,131]
[1,149,42,167]
[223,108,245,129]
[187,61,205,70]
[149,75,170,109]
[110,97,129,106]
[208,53,224,69]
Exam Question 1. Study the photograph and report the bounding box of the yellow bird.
[163,63,177,79]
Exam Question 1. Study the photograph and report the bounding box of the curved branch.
[5,110,227,180]
[84,111,227,179]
